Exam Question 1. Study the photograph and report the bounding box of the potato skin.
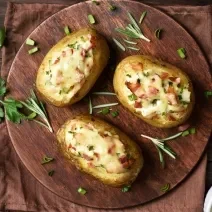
[57,115,143,187]
[36,28,110,107]
[113,55,195,128]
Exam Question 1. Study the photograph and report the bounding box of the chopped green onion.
[155,28,162,39]
[177,48,186,59]
[26,38,35,46]
[92,92,116,96]
[27,112,37,119]
[48,170,55,176]
[109,5,116,11]
[78,187,87,195]
[0,27,6,48]
[181,130,189,137]
[92,0,100,5]
[126,46,139,51]
[111,111,119,117]
[139,11,147,24]
[205,91,212,98]
[122,185,131,192]
[160,183,170,192]
[28,46,39,55]
[190,128,196,134]
[112,38,125,51]
[64,26,71,35]
[93,103,119,109]
[41,156,54,165]
[128,94,137,101]
[98,107,110,115]
[88,14,96,24]
[123,39,137,45]
[88,96,92,114]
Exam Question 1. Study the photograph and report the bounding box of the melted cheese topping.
[123,63,191,119]
[43,35,94,102]
[64,121,133,174]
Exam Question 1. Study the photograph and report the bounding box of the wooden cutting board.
[6,0,212,209]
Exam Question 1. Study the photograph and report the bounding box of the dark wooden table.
[0,0,211,193]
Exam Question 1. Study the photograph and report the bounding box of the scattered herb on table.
[88,14,96,24]
[92,0,100,5]
[88,96,93,115]
[177,48,186,59]
[41,156,54,165]
[181,127,196,136]
[128,94,137,101]
[115,12,150,42]
[48,170,55,177]
[78,187,87,195]
[205,91,212,98]
[123,39,137,45]
[139,11,147,24]
[155,28,162,39]
[160,183,170,192]
[28,46,39,55]
[92,102,119,109]
[0,27,6,48]
[122,185,131,192]
[92,91,116,96]
[64,26,71,35]
[111,111,119,117]
[112,38,125,51]
[0,77,6,96]
[97,107,110,115]
[26,38,35,46]
[109,4,116,11]
[126,46,139,51]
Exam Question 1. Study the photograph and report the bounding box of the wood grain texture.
[3,0,212,209]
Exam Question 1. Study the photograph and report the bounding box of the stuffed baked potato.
[57,115,143,187]
[113,55,194,128]
[36,28,110,107]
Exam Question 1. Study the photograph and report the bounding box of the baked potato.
[57,115,143,187]
[36,28,110,107]
[113,55,194,128]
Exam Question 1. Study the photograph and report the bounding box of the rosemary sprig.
[115,12,150,42]
[92,103,119,109]
[88,96,92,115]
[20,90,53,132]
[92,92,116,96]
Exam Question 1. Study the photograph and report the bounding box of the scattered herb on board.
[112,38,126,51]
[26,38,35,46]
[0,107,4,122]
[41,156,54,165]
[92,102,119,109]
[64,26,71,35]
[0,27,6,48]
[122,185,131,192]
[88,14,96,24]
[139,11,147,24]
[177,48,186,59]
[126,46,139,51]
[115,12,150,42]
[155,28,162,39]
[78,187,87,195]
[109,4,116,11]
[128,94,137,101]
[181,127,196,136]
[88,96,93,115]
[48,170,55,177]
[97,107,110,115]
[92,92,116,96]
[28,46,39,55]
[111,111,119,117]
[205,91,212,98]
[92,0,100,5]
[123,39,137,45]
[160,183,170,192]
[0,77,6,96]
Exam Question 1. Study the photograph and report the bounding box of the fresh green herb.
[168,81,173,86]
[68,41,77,49]
[28,46,39,55]
[115,12,150,42]
[190,128,196,134]
[126,74,131,77]
[182,128,196,136]
[123,39,137,45]
[139,11,147,24]
[111,111,119,117]
[128,94,137,101]
[112,38,125,51]
[88,96,92,115]
[92,0,100,5]
[162,112,166,116]
[64,26,71,35]
[26,38,35,46]
[92,92,116,96]
[68,131,76,135]
[78,187,87,195]
[0,27,6,48]
[88,14,96,24]
[41,156,54,165]
[109,4,116,11]
[155,28,162,39]
[205,91,212,98]
[143,72,149,77]
[0,107,4,122]
[93,103,119,109]
[87,145,94,151]
[0,77,6,96]
[48,170,55,176]
[20,90,53,132]
[27,112,37,119]
[116,153,120,157]
[122,185,131,192]
[178,95,182,100]
[126,46,139,51]
[98,107,110,115]
[160,183,170,192]
[152,99,158,105]
[177,48,186,59]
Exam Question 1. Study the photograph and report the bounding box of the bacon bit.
[122,159,134,169]
[87,162,94,168]
[68,144,76,151]
[62,51,66,57]
[94,152,99,160]
[178,123,190,132]
[130,62,143,71]
[56,71,63,85]
[168,114,176,121]
[175,77,181,84]
[108,144,115,154]
[148,86,159,95]
[70,48,74,54]
[169,77,177,82]
[90,35,96,48]
[125,82,140,93]
[80,49,86,57]
[134,87,144,97]
[99,132,109,138]
[167,86,175,93]
[140,94,148,99]
[134,101,142,108]
[166,93,178,105]
[83,154,93,161]
[119,155,127,164]
[76,68,85,82]
[160,72,169,79]
[54,57,60,65]
[68,144,72,149]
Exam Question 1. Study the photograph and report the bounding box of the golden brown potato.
[36,28,110,107]
[113,55,194,128]
[57,115,143,187]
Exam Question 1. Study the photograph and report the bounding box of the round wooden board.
[6,0,212,209]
